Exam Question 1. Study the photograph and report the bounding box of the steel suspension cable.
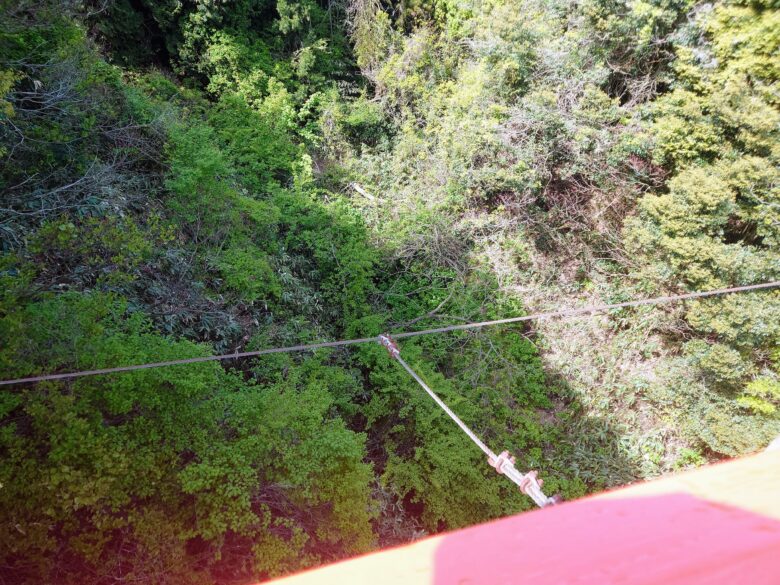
[1,280,778,386]
[396,354,495,459]
[392,280,780,340]
[379,334,555,507]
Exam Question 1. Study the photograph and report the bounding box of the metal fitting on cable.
[378,334,400,359]
[488,450,516,475]
[489,450,560,507]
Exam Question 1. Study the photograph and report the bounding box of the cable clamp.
[518,470,542,496]
[489,451,559,507]
[378,334,400,359]
[488,450,515,475]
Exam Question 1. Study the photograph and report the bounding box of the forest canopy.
[1,0,778,583]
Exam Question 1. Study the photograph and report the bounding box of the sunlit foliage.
[1,0,778,582]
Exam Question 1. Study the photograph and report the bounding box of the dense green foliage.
[1,0,778,582]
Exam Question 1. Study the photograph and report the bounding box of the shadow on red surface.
[434,493,780,585]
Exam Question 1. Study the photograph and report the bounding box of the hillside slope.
[1,0,778,583]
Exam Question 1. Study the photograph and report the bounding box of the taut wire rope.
[1,281,777,386]
[379,333,556,507]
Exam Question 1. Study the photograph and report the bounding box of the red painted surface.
[433,494,780,584]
